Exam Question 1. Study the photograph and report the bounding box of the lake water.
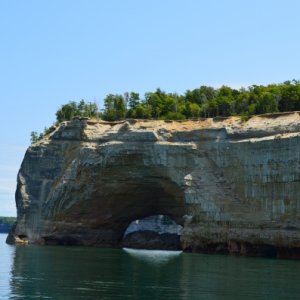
[1,234,300,299]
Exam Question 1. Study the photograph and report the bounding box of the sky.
[0,0,300,216]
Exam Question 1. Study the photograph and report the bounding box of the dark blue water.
[1,234,300,299]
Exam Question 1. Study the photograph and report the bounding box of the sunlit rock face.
[8,113,300,258]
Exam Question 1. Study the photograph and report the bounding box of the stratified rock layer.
[8,112,300,258]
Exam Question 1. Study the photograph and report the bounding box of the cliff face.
[8,113,300,258]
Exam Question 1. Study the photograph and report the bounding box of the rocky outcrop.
[123,215,182,237]
[123,231,181,250]
[122,215,182,250]
[8,112,300,258]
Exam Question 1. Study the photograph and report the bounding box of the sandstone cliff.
[8,112,300,258]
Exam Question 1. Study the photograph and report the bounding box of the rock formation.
[7,112,300,258]
[122,214,182,250]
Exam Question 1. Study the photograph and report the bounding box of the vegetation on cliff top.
[31,80,300,143]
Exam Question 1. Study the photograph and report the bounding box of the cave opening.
[44,167,187,248]
[122,214,183,250]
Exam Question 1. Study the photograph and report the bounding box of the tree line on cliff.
[31,80,300,142]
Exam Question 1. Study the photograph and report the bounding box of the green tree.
[216,96,233,116]
[30,131,39,144]
[56,101,78,122]
[128,92,140,110]
[135,105,152,118]
[255,92,278,114]
[84,102,99,118]
[233,91,250,115]
[162,111,186,120]
[31,79,300,140]
[185,86,216,105]
[145,90,163,118]
[185,102,201,118]
[103,94,117,121]
[114,95,126,119]
[278,83,300,112]
[56,100,99,122]
[102,94,126,121]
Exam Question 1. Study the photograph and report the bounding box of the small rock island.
[7,113,300,258]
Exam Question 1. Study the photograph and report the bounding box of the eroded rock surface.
[123,231,181,250]
[8,112,300,258]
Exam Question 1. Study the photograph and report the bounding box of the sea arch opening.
[43,165,188,248]
[122,214,183,250]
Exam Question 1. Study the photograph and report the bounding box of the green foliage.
[185,102,201,118]
[0,216,16,233]
[162,112,186,120]
[240,112,252,122]
[102,94,126,121]
[255,92,278,114]
[56,99,99,122]
[31,80,300,141]
[127,92,140,110]
[63,81,300,122]
[30,126,56,144]
[134,105,152,119]
[30,131,39,143]
[0,217,16,225]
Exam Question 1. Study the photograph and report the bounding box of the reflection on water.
[0,235,14,299]
[1,234,300,300]
[123,247,182,264]
[9,244,184,299]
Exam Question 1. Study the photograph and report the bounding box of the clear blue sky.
[1,0,300,216]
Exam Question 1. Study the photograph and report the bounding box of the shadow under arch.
[42,165,188,248]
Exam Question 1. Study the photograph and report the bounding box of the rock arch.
[43,166,187,247]
[33,139,196,247]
